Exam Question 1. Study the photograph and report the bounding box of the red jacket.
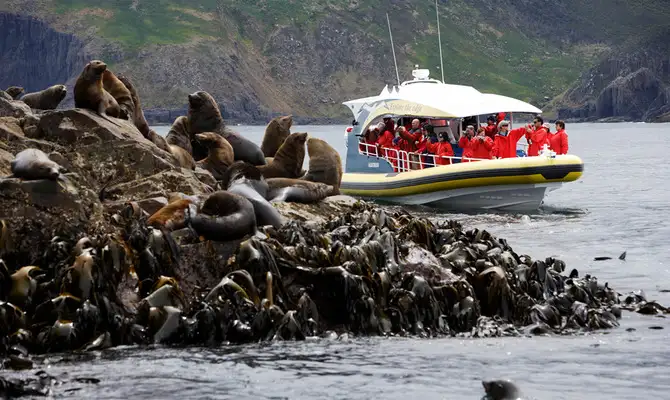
[492,127,526,159]
[484,124,497,140]
[526,127,549,156]
[399,128,424,152]
[549,129,569,155]
[458,135,475,160]
[376,130,395,149]
[471,136,493,159]
[426,140,454,165]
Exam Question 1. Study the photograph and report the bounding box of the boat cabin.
[342,67,543,174]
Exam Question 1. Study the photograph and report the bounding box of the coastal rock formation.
[554,29,670,122]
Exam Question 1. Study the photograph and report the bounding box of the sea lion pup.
[187,191,257,242]
[20,84,67,110]
[5,86,25,99]
[115,73,171,152]
[195,132,234,180]
[101,69,133,120]
[10,148,64,181]
[258,132,307,179]
[166,116,193,154]
[481,380,521,400]
[186,91,266,165]
[74,60,123,122]
[169,145,196,170]
[266,178,333,204]
[261,115,293,157]
[301,137,343,194]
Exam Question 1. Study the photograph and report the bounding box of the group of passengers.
[360,114,569,171]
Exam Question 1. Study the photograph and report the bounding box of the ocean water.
[9,123,670,399]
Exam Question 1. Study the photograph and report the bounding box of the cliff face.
[552,30,670,122]
[0,1,668,123]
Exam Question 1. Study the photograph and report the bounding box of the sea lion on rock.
[74,60,123,122]
[259,132,307,179]
[115,73,171,152]
[187,191,257,242]
[20,85,67,110]
[195,132,234,180]
[266,178,333,203]
[302,137,342,194]
[166,116,193,155]
[5,86,25,100]
[10,148,64,181]
[227,174,283,229]
[186,91,265,165]
[169,145,196,170]
[148,198,195,231]
[261,115,293,157]
[101,69,133,120]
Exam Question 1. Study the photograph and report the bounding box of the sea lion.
[261,115,293,157]
[166,116,193,155]
[186,91,266,165]
[115,73,171,152]
[195,132,234,180]
[187,191,257,242]
[228,175,283,228]
[20,84,67,110]
[10,148,64,181]
[74,60,123,121]
[302,137,342,194]
[259,132,307,179]
[481,380,521,400]
[5,86,25,100]
[101,69,133,120]
[169,145,196,170]
[266,178,333,203]
[147,198,194,231]
[219,160,264,191]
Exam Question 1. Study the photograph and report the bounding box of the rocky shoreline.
[1,83,669,396]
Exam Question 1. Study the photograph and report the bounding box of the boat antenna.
[386,12,401,87]
[435,0,445,83]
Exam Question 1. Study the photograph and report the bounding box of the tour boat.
[338,68,584,212]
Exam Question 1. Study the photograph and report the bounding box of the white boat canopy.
[343,68,543,130]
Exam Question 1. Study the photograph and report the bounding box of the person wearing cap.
[549,120,569,155]
[484,115,498,140]
[492,120,527,159]
[524,116,550,156]
[458,125,477,162]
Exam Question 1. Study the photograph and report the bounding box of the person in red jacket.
[375,121,399,170]
[525,116,550,156]
[425,131,455,165]
[492,120,527,159]
[484,116,498,140]
[549,120,569,155]
[458,125,476,162]
[471,127,494,160]
[359,125,379,154]
[399,119,425,169]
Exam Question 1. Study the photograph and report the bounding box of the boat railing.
[357,142,489,173]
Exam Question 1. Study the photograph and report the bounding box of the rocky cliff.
[0,1,668,123]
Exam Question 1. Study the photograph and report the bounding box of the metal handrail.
[357,141,490,172]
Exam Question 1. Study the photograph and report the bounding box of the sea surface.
[9,123,670,399]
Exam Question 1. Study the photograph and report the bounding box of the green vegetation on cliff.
[3,0,669,120]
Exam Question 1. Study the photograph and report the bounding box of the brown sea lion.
[115,73,171,152]
[266,178,333,203]
[258,132,307,179]
[9,266,43,308]
[186,91,266,165]
[261,115,293,157]
[101,70,133,120]
[169,145,196,170]
[302,137,342,194]
[195,132,234,180]
[148,198,193,231]
[5,86,24,100]
[20,84,67,110]
[166,116,192,155]
[10,148,64,180]
[187,191,257,242]
[74,60,123,121]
